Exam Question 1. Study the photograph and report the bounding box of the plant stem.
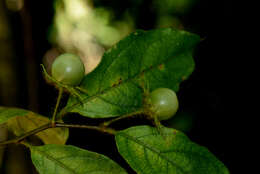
[55,123,116,135]
[41,64,70,90]
[20,141,32,148]
[75,86,89,95]
[102,110,144,127]
[52,88,63,124]
[41,64,62,87]
[56,108,67,121]
[67,87,85,103]
[0,123,52,146]
[0,122,116,146]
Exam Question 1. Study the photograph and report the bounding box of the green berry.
[150,88,179,121]
[51,53,85,86]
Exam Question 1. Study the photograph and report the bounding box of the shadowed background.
[0,0,234,173]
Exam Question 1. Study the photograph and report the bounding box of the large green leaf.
[65,28,200,118]
[30,144,127,174]
[115,125,229,174]
[0,107,68,145]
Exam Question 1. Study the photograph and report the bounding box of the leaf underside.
[0,106,28,124]
[115,125,230,174]
[0,107,68,145]
[66,28,200,118]
[30,144,127,174]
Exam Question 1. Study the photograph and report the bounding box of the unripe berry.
[150,88,179,120]
[51,53,85,86]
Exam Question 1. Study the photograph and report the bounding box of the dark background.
[0,0,236,173]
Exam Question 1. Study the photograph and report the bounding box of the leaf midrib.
[32,147,126,174]
[32,148,77,174]
[117,132,190,174]
[121,131,217,163]
[65,49,192,113]
[118,130,225,174]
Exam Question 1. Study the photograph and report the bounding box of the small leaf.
[65,28,200,118]
[30,144,127,174]
[0,107,68,145]
[115,125,229,174]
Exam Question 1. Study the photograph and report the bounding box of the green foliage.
[116,125,229,174]
[30,144,127,174]
[0,107,68,144]
[65,28,199,118]
[0,106,28,124]
[0,28,230,174]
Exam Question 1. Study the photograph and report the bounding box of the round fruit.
[150,88,179,120]
[51,53,85,86]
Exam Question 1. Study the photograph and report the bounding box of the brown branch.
[55,123,116,135]
[0,123,52,146]
[101,110,144,127]
[0,122,116,146]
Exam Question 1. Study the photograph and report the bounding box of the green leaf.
[0,106,28,124]
[66,28,200,118]
[115,125,229,174]
[0,107,68,145]
[30,144,127,174]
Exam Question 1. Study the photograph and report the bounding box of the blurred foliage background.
[0,0,233,173]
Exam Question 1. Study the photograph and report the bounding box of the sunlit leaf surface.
[30,144,127,174]
[116,125,229,174]
[66,28,199,118]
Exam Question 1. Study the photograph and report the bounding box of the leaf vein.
[118,132,189,174]
[32,148,77,174]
